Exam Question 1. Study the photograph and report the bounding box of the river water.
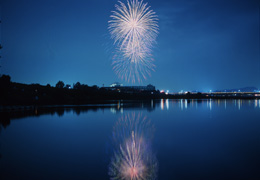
[0,99,260,179]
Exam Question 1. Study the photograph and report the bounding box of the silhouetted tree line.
[1,75,258,106]
[0,75,163,106]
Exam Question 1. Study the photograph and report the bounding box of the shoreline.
[1,97,259,112]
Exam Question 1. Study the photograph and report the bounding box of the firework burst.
[109,0,159,83]
[109,113,157,180]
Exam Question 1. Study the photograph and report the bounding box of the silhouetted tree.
[55,81,65,89]
[92,85,98,89]
[0,74,11,85]
[65,84,71,89]
[73,82,81,89]
[0,75,11,92]
[46,84,51,88]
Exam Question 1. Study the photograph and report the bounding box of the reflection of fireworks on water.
[109,113,157,180]
[109,0,159,83]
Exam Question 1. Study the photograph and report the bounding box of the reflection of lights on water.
[161,99,164,110]
[166,99,169,110]
[206,99,212,110]
[109,113,157,180]
[225,99,227,109]
[184,99,188,109]
[180,99,183,110]
[117,101,121,109]
[191,100,195,108]
[255,99,260,108]
[116,132,145,179]
[110,107,123,114]
[151,99,153,108]
[110,107,117,114]
[34,108,38,115]
[238,100,241,110]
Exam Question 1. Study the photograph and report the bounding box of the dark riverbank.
[1,75,259,106]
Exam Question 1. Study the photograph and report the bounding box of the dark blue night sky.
[0,0,259,92]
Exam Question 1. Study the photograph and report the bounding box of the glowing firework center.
[109,0,159,83]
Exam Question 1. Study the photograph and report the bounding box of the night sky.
[1,0,259,92]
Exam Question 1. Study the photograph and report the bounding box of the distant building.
[110,82,123,87]
[106,83,156,92]
[123,84,155,91]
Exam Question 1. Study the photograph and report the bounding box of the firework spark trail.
[109,0,159,83]
[109,113,157,180]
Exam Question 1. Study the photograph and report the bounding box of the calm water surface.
[0,99,260,180]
